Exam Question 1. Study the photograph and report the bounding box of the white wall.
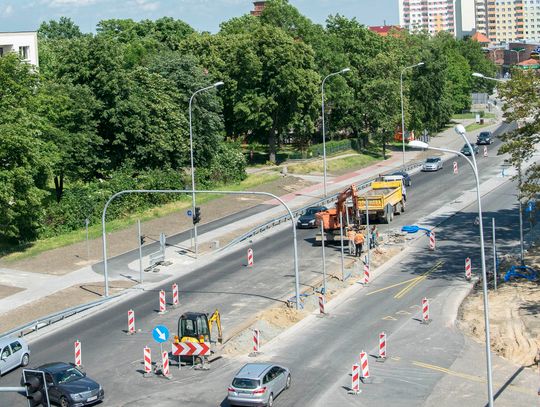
[0,32,39,66]
[457,0,476,38]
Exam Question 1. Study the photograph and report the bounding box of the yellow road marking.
[394,261,444,299]
[366,276,422,296]
[412,361,537,396]
[382,315,397,321]
[396,310,411,315]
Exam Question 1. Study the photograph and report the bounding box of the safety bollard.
[127,309,135,335]
[348,364,361,395]
[421,297,431,324]
[159,290,166,314]
[378,332,387,361]
[172,283,179,307]
[74,340,82,367]
[247,248,254,267]
[143,347,152,377]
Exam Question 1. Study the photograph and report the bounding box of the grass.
[286,150,380,175]
[1,172,281,262]
[452,112,496,120]
[465,122,491,132]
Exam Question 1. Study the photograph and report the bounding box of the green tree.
[38,17,83,40]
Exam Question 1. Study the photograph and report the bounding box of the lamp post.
[189,81,224,257]
[510,48,525,64]
[409,128,494,407]
[472,72,505,82]
[321,68,350,197]
[400,62,424,168]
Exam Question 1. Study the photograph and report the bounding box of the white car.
[0,337,30,375]
[422,157,443,171]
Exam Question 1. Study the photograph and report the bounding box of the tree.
[38,17,83,40]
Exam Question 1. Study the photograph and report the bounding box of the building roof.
[471,32,490,44]
[517,58,540,68]
[368,25,402,36]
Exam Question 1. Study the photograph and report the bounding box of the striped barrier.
[421,297,431,324]
[172,283,179,307]
[429,231,436,251]
[144,347,152,376]
[465,257,472,280]
[453,161,458,175]
[128,309,135,335]
[74,340,82,367]
[348,364,361,395]
[162,351,171,378]
[253,329,260,353]
[360,350,370,381]
[318,295,325,315]
[363,263,370,285]
[247,248,254,267]
[378,332,387,360]
[159,290,166,314]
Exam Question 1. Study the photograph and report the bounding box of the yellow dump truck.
[357,179,405,223]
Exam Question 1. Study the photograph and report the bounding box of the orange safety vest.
[347,230,356,241]
[354,233,364,244]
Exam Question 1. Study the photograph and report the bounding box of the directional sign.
[152,325,170,344]
[526,201,535,213]
[186,209,193,217]
[172,342,210,356]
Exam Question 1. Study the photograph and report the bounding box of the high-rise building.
[398,0,456,35]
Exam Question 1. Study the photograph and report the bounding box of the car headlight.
[309,219,315,224]
[72,393,84,401]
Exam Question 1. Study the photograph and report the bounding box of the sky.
[0,0,398,33]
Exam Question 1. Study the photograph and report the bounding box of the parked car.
[476,131,493,145]
[33,362,104,407]
[421,157,443,172]
[0,337,30,376]
[227,363,291,407]
[389,170,412,187]
[296,206,327,229]
[461,143,479,156]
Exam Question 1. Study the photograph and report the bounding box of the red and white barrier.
[247,248,254,267]
[128,309,135,334]
[318,295,325,314]
[162,351,170,377]
[453,161,458,175]
[465,257,472,280]
[363,263,370,285]
[484,146,488,157]
[429,231,436,251]
[359,350,370,379]
[172,283,179,306]
[144,347,152,375]
[422,297,430,323]
[253,329,260,353]
[350,364,360,394]
[74,340,82,367]
[159,290,166,313]
[379,332,387,359]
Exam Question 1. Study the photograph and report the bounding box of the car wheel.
[60,396,70,407]
[21,353,29,367]
[267,393,274,407]
[285,374,291,389]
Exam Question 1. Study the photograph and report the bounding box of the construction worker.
[354,231,364,257]
[370,225,378,249]
[347,227,356,256]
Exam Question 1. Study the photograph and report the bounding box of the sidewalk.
[0,116,503,324]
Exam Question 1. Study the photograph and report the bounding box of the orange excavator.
[315,184,361,243]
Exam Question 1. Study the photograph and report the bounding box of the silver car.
[227,363,291,407]
[422,157,443,171]
[0,337,30,375]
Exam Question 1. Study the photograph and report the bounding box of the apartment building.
[399,0,457,35]
[0,32,39,66]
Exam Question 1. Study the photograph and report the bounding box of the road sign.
[186,209,192,217]
[152,325,170,343]
[526,201,535,213]
[172,342,210,356]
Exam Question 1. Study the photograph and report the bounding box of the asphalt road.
[0,122,520,406]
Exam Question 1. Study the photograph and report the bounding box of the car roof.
[426,157,440,160]
[479,131,491,136]
[390,171,407,176]
[235,363,274,379]
[0,337,26,347]
[37,362,72,372]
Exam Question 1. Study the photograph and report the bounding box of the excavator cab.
[175,310,223,345]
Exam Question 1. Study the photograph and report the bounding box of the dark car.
[476,131,493,145]
[461,143,479,156]
[35,362,104,407]
[389,171,412,187]
[296,206,327,229]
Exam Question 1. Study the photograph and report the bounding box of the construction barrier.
[378,332,387,360]
[74,340,82,367]
[253,329,260,353]
[128,309,135,335]
[453,161,458,175]
[162,351,170,378]
[159,290,166,314]
[318,295,325,314]
[363,263,370,285]
[247,248,254,267]
[422,297,431,324]
[484,146,488,157]
[465,257,472,280]
[429,231,436,251]
[172,283,179,307]
[360,350,370,380]
[144,347,152,376]
[349,364,361,395]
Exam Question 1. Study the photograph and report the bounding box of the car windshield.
[479,132,490,138]
[426,158,439,163]
[53,367,85,384]
[232,378,260,389]
[305,208,320,215]
[462,144,470,149]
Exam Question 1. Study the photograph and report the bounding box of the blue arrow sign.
[526,201,535,213]
[152,325,170,343]
[187,209,193,217]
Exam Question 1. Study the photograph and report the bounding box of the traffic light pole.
[102,189,302,309]
[0,387,26,392]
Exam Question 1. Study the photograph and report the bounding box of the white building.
[0,32,39,66]
[456,0,476,38]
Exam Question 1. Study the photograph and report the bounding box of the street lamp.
[510,48,525,64]
[409,126,494,407]
[400,62,424,168]
[472,72,504,82]
[189,81,224,257]
[321,68,350,197]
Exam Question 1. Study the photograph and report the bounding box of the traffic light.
[140,235,146,246]
[193,207,201,225]
[23,369,50,407]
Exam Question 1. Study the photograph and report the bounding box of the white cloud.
[130,0,160,11]
[0,4,14,17]
[41,0,98,7]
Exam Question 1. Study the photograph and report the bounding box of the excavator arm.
[208,309,223,344]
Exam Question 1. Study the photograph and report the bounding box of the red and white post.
[143,347,152,376]
[127,309,135,335]
[348,364,361,395]
[74,340,82,367]
[253,329,260,353]
[172,283,179,307]
[363,263,370,285]
[453,161,458,175]
[159,289,166,314]
[359,350,370,382]
[421,297,431,324]
[484,146,488,157]
[429,231,436,251]
[465,257,472,281]
[162,351,171,378]
[318,295,326,315]
[247,248,254,267]
[378,332,387,360]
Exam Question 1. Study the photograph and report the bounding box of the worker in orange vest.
[354,231,364,257]
[346,227,356,255]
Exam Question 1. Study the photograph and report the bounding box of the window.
[45,373,54,386]
[10,341,22,353]
[232,378,259,389]
[1,346,11,359]
[19,46,29,60]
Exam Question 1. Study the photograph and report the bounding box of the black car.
[36,362,104,407]
[297,206,327,228]
[461,143,479,156]
[389,171,412,187]
[476,131,493,145]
